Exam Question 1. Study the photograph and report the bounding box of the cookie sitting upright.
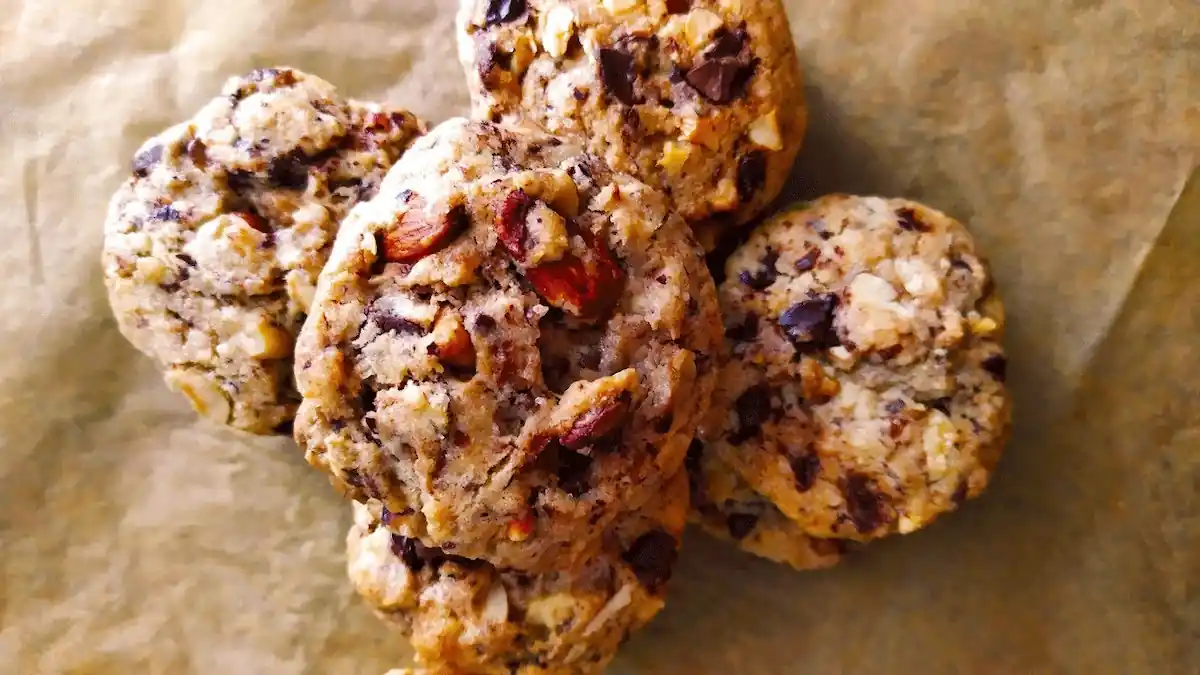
[457,0,807,250]
[102,67,424,434]
[293,119,722,572]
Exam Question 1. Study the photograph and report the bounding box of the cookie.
[294,118,722,571]
[457,0,806,250]
[102,67,424,434]
[348,471,689,675]
[705,195,1011,541]
[687,441,845,571]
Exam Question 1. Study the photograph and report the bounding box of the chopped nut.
[507,513,534,541]
[684,8,725,49]
[134,256,169,284]
[970,315,998,336]
[496,189,571,264]
[247,319,293,359]
[512,34,538,75]
[379,196,468,263]
[285,270,317,315]
[482,584,510,623]
[525,239,625,320]
[431,311,475,371]
[922,410,957,481]
[522,169,581,217]
[897,514,924,534]
[681,115,721,150]
[165,369,232,424]
[709,177,739,211]
[747,110,784,150]
[603,0,642,14]
[658,141,692,174]
[560,391,632,449]
[541,6,576,59]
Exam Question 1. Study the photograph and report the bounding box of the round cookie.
[456,0,806,249]
[102,67,424,434]
[706,195,1011,542]
[348,471,689,675]
[294,118,722,572]
[687,441,845,571]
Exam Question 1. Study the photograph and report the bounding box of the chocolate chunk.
[390,533,480,573]
[176,253,196,267]
[472,314,497,333]
[623,530,678,591]
[150,204,180,221]
[736,151,767,202]
[654,413,674,434]
[131,144,163,177]
[778,295,839,350]
[895,208,930,232]
[368,304,425,335]
[599,47,639,106]
[885,399,906,414]
[726,513,759,540]
[725,312,759,342]
[536,440,593,497]
[794,249,819,272]
[683,29,756,103]
[927,397,952,414]
[738,249,778,290]
[268,155,310,190]
[665,0,691,12]
[734,383,772,430]
[484,0,525,26]
[273,419,294,435]
[952,480,970,505]
[789,452,821,492]
[844,473,885,534]
[982,354,1008,382]
[878,344,904,360]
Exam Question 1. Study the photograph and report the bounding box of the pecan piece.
[560,391,632,449]
[378,195,468,263]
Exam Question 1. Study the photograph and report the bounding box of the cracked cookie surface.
[294,118,721,572]
[457,0,805,250]
[349,471,688,675]
[102,67,424,434]
[687,440,845,571]
[704,195,1011,542]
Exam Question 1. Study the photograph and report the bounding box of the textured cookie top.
[687,441,845,571]
[349,472,688,675]
[705,195,1011,541]
[295,118,721,572]
[457,0,806,248]
[102,67,424,434]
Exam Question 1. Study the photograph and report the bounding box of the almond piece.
[379,194,468,263]
[525,236,625,320]
[560,391,633,449]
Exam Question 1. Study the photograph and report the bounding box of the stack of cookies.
[101,2,1012,674]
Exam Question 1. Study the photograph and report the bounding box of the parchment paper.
[0,1,1197,673]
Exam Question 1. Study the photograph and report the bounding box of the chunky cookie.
[457,0,806,249]
[687,441,844,571]
[349,471,688,675]
[705,195,1011,541]
[294,118,722,571]
[102,67,424,434]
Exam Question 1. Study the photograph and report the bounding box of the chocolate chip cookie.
[687,441,845,571]
[457,0,806,250]
[348,471,688,675]
[294,118,722,572]
[706,195,1011,542]
[102,67,424,434]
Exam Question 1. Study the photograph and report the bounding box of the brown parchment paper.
[0,1,1197,673]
